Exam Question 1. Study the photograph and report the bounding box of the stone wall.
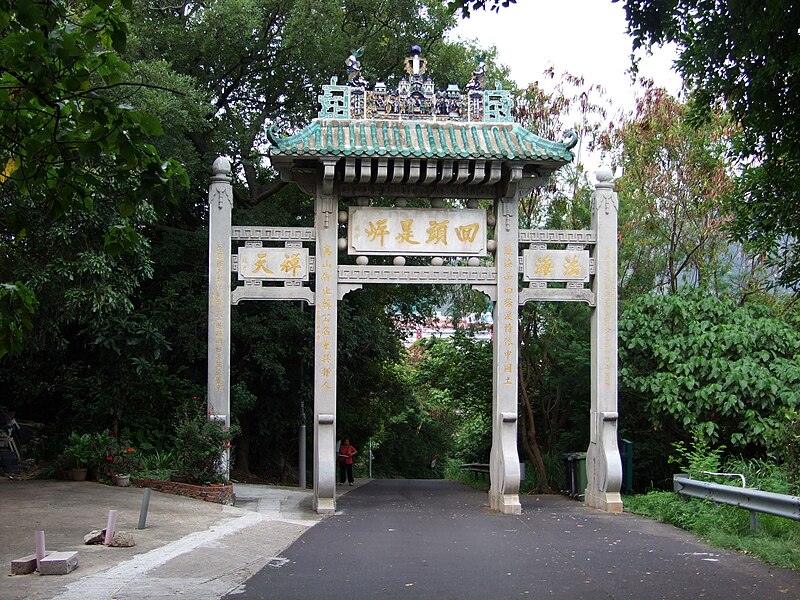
[132,477,234,505]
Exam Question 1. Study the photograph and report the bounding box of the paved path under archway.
[226,479,799,600]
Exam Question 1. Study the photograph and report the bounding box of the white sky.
[449,0,682,113]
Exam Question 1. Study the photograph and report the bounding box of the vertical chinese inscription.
[501,244,516,385]
[317,245,336,393]
[213,242,225,393]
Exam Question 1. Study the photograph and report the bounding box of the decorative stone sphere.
[466,199,478,209]
[393,256,406,266]
[431,198,444,208]
[338,210,348,223]
[356,255,369,265]
[394,198,407,207]
[487,214,496,227]
[467,257,480,267]
[212,157,231,175]
[338,238,348,251]
[431,257,444,266]
[487,239,497,253]
[357,197,370,206]
[596,167,614,183]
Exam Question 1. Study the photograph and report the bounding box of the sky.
[449,0,683,114]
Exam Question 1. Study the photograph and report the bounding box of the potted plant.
[61,433,94,480]
[100,434,143,486]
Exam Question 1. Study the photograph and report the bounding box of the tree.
[619,287,800,485]
[617,0,800,290]
[0,0,186,357]
[603,83,736,297]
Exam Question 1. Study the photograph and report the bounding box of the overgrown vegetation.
[626,436,800,571]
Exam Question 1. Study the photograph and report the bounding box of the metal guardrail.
[460,463,489,474]
[673,474,800,531]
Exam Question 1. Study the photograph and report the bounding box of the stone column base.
[489,491,522,514]
[314,496,335,514]
[584,489,623,513]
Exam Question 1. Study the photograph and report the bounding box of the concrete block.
[38,551,78,575]
[10,552,50,575]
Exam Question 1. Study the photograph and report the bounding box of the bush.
[175,401,239,484]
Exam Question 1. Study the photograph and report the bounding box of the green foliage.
[175,402,240,484]
[620,288,800,453]
[605,85,736,298]
[625,490,800,571]
[0,0,187,356]
[620,0,800,290]
[669,430,726,480]
[99,432,143,478]
[60,432,95,469]
[138,449,180,480]
[0,283,36,358]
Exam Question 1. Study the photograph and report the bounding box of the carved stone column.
[207,157,233,479]
[585,169,623,513]
[313,179,339,514]
[489,195,522,514]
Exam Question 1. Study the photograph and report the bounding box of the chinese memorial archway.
[207,46,623,514]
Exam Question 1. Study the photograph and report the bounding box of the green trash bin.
[573,452,587,500]
[562,452,588,500]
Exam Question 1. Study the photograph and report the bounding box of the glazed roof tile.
[269,119,574,163]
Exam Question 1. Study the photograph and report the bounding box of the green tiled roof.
[268,119,575,163]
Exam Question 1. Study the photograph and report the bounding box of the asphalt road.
[227,479,800,600]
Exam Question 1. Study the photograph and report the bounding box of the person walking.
[338,438,357,486]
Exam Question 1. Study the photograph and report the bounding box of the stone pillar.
[207,157,233,479]
[585,169,623,513]
[489,196,522,514]
[313,188,338,514]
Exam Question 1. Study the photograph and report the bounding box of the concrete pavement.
[230,479,800,600]
[3,478,799,600]
[1,478,362,600]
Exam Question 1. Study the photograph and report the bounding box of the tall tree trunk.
[519,370,553,493]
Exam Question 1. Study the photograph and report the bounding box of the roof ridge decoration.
[267,46,577,164]
[319,45,511,123]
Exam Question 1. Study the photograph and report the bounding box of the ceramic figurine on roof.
[345,47,367,88]
[466,54,487,92]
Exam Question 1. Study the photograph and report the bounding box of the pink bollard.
[35,530,46,569]
[104,510,117,545]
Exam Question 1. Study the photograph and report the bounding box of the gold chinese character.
[322,272,332,282]
[534,256,553,276]
[366,219,390,246]
[563,255,581,277]
[280,253,302,277]
[323,246,333,257]
[396,219,421,245]
[455,222,480,242]
[504,364,513,374]
[425,220,449,245]
[504,258,514,268]
[252,253,273,274]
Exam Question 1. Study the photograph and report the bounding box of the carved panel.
[338,265,497,284]
[519,229,597,244]
[231,226,315,241]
